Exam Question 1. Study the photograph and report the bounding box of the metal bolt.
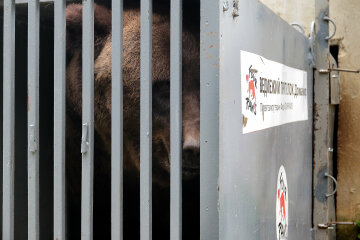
[223,0,229,11]
[232,0,239,17]
[319,69,330,74]
[319,68,360,74]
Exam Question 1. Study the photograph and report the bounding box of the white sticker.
[241,50,308,134]
[276,165,288,240]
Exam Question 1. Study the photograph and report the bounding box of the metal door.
[217,1,313,239]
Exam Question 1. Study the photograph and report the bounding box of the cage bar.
[81,0,95,239]
[2,0,16,239]
[111,0,124,239]
[140,0,153,238]
[170,0,182,239]
[27,0,40,239]
[53,0,66,239]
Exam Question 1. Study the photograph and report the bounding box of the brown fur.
[66,4,200,183]
[65,3,200,239]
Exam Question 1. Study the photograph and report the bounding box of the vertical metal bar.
[200,0,220,239]
[53,0,66,239]
[28,0,40,239]
[81,0,94,239]
[2,0,16,239]
[111,0,124,239]
[313,1,336,239]
[170,0,182,239]
[140,0,152,238]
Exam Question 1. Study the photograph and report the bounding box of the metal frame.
[200,0,220,239]
[312,0,337,239]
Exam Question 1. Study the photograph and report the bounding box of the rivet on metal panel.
[29,124,38,153]
[324,172,337,197]
[232,0,239,17]
[81,123,89,154]
[323,16,336,40]
[223,0,229,12]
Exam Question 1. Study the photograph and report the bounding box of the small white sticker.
[241,50,308,133]
[276,165,288,240]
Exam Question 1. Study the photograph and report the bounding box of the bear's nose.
[182,137,200,169]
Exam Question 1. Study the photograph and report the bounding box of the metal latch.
[81,123,89,154]
[318,68,360,74]
[318,65,359,105]
[318,221,356,230]
[28,124,38,153]
[324,172,337,197]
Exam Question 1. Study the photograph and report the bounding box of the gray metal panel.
[170,0,182,239]
[111,0,124,239]
[2,1,16,239]
[27,1,40,239]
[313,0,336,239]
[219,1,313,239]
[140,0,152,239]
[53,0,66,239]
[200,0,220,239]
[81,0,95,239]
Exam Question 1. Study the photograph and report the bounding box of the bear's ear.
[66,3,111,60]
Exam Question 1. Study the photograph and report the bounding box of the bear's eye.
[152,80,170,115]
[152,80,170,100]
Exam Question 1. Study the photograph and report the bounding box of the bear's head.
[66,4,200,185]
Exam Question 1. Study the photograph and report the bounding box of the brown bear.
[65,3,200,240]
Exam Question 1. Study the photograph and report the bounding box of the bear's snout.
[182,121,200,178]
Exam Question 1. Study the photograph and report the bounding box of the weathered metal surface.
[312,0,336,239]
[200,0,220,239]
[219,1,313,239]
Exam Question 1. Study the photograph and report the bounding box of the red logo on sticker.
[276,166,288,240]
[245,65,258,115]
